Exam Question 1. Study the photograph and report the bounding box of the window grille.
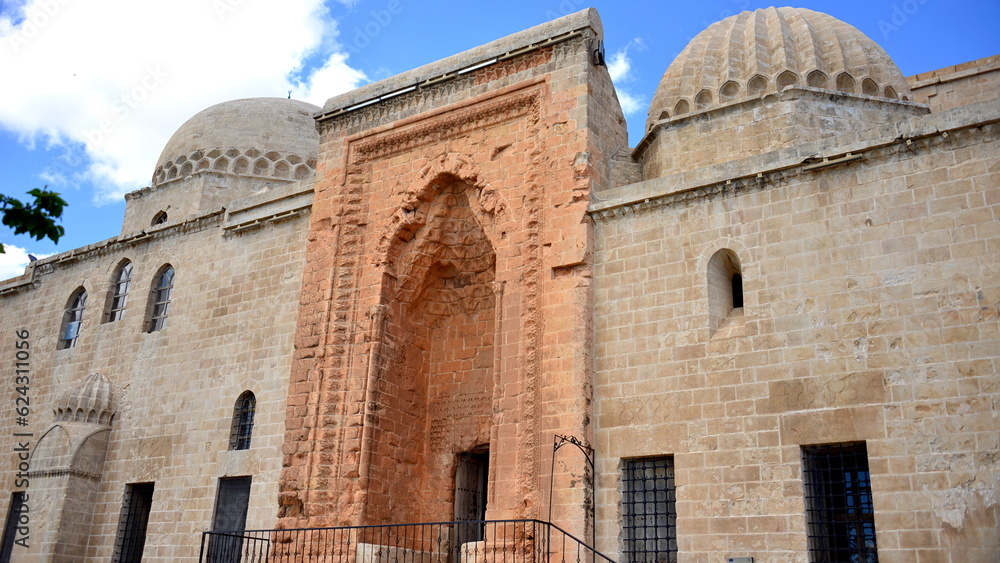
[113,482,154,563]
[60,288,87,349]
[208,476,252,561]
[0,492,26,562]
[621,457,677,563]
[229,391,256,450]
[802,442,878,563]
[107,261,133,322]
[148,266,174,332]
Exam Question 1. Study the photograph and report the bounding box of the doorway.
[454,449,489,548]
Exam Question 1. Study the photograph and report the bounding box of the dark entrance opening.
[731,273,744,308]
[454,448,489,550]
[207,476,252,561]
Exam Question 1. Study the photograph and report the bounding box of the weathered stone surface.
[0,6,996,563]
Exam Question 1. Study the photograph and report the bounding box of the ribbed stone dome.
[152,98,321,187]
[55,372,118,426]
[647,7,912,128]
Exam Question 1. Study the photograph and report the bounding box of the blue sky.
[1,0,998,278]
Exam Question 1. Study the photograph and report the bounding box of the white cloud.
[608,49,632,83]
[0,245,50,281]
[616,90,644,116]
[0,0,367,203]
[607,38,646,117]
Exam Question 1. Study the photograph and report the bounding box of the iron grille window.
[207,476,252,561]
[621,456,677,563]
[107,261,133,322]
[229,391,256,450]
[60,288,87,349]
[0,492,26,563]
[148,266,174,332]
[802,442,878,563]
[113,482,154,563]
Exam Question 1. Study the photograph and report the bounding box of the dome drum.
[647,8,914,128]
[153,148,317,187]
[122,97,321,234]
[151,98,321,188]
[637,85,929,180]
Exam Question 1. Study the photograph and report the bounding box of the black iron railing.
[199,519,613,563]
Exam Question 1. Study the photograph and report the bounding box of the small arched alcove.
[707,249,744,337]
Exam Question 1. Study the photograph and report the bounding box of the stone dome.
[152,97,321,187]
[647,7,913,128]
[55,372,118,426]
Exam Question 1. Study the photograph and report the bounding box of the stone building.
[0,6,997,563]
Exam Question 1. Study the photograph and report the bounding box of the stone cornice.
[316,8,599,120]
[27,468,102,482]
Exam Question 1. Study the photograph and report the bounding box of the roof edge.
[317,8,602,120]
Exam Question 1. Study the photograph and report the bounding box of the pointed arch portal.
[365,176,498,525]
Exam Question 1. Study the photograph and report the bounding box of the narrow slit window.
[802,442,878,562]
[148,266,174,332]
[107,261,133,323]
[707,249,743,335]
[229,391,256,450]
[60,288,88,349]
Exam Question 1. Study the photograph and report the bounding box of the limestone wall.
[0,185,310,560]
[909,55,1000,113]
[592,105,1000,562]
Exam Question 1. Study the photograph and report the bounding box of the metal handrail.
[199,518,614,563]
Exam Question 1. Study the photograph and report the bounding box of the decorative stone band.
[350,87,542,164]
[27,468,103,482]
[152,147,317,187]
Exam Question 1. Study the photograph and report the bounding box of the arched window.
[707,249,744,335]
[107,261,133,323]
[60,288,87,349]
[147,266,174,332]
[151,211,167,226]
[229,391,256,450]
